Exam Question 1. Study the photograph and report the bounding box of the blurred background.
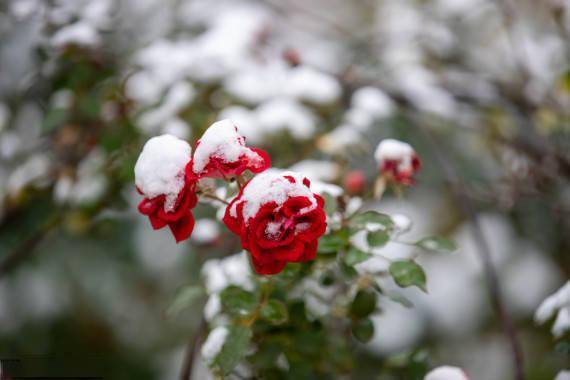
[0,0,568,378]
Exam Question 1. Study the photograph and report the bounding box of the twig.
[180,316,207,380]
[0,214,62,279]
[417,123,525,380]
[200,193,230,206]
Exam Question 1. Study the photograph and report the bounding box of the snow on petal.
[192,119,266,176]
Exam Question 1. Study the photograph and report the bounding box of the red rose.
[138,163,198,243]
[192,119,270,179]
[380,156,421,185]
[374,139,421,185]
[223,172,327,275]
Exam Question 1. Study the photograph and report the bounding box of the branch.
[417,123,525,380]
[0,214,62,279]
[179,316,207,380]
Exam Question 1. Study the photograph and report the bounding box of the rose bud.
[374,139,421,185]
[424,366,469,380]
[192,119,270,180]
[344,170,366,195]
[223,171,327,275]
[135,134,197,243]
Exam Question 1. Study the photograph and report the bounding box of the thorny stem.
[418,124,525,380]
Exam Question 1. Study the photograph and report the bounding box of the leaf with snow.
[214,325,253,375]
[415,236,457,253]
[389,260,427,292]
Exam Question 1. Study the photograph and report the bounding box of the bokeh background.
[0,0,568,378]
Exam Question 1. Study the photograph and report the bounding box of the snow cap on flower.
[192,119,270,178]
[424,366,469,380]
[135,134,197,243]
[229,170,319,224]
[135,134,192,211]
[374,139,421,185]
[223,170,327,275]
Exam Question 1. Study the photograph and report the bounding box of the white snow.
[374,139,417,172]
[230,170,318,223]
[392,213,412,234]
[289,160,340,182]
[51,21,101,48]
[138,81,195,133]
[218,106,261,144]
[317,125,364,154]
[192,119,263,175]
[255,98,316,140]
[162,117,191,140]
[201,253,252,295]
[535,281,570,337]
[351,86,395,119]
[134,134,192,211]
[201,326,228,362]
[204,293,222,322]
[191,219,220,244]
[286,66,341,104]
[424,366,469,380]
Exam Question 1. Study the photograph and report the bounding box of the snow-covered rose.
[192,119,270,179]
[374,139,421,185]
[135,134,197,243]
[223,171,326,275]
[424,366,469,380]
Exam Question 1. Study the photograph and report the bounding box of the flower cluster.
[135,122,420,275]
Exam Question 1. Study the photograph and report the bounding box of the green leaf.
[166,285,203,316]
[215,325,252,375]
[318,233,346,254]
[415,236,457,253]
[349,290,377,319]
[350,211,394,232]
[260,299,289,325]
[352,318,374,343]
[220,286,258,317]
[389,260,428,292]
[344,247,372,266]
[386,292,414,308]
[366,230,389,247]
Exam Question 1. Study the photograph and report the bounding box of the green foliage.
[367,230,390,247]
[166,285,204,317]
[220,286,258,317]
[352,318,375,343]
[389,260,428,292]
[350,290,377,319]
[260,299,289,325]
[415,236,457,253]
[214,325,253,375]
[350,211,394,232]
